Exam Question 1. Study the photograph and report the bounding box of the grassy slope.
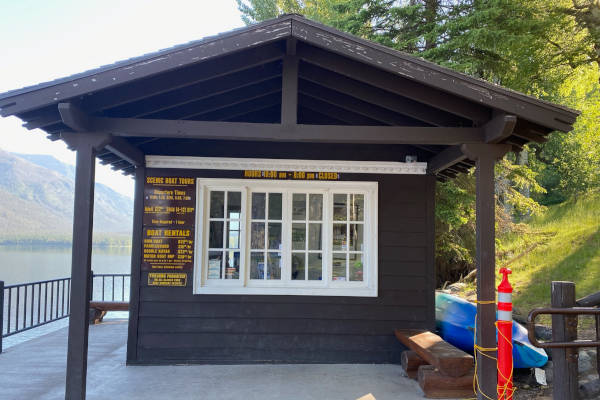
[461,192,600,321]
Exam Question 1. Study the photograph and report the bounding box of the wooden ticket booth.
[0,14,577,400]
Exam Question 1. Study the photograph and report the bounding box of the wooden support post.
[281,45,299,125]
[551,281,578,400]
[596,314,600,377]
[461,144,511,400]
[0,280,4,354]
[127,166,145,363]
[62,132,110,400]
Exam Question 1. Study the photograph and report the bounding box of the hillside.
[0,149,133,244]
[456,193,600,319]
[498,193,600,315]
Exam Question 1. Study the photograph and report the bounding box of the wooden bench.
[89,301,129,324]
[394,329,473,377]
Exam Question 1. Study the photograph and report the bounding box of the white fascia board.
[146,155,427,175]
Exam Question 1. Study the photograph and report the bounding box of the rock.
[579,379,600,399]
[534,324,553,341]
[579,350,594,375]
[447,282,466,292]
[534,368,547,385]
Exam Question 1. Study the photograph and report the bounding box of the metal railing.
[526,282,600,399]
[91,273,130,302]
[1,272,130,353]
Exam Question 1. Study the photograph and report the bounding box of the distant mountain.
[0,149,133,244]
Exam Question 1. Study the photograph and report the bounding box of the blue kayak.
[435,292,548,368]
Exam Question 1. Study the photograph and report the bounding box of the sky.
[0,0,245,197]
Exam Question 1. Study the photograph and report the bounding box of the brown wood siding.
[132,169,435,364]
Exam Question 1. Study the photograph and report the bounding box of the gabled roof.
[0,14,579,177]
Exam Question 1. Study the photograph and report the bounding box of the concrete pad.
[0,320,427,400]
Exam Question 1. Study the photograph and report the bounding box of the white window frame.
[193,179,378,297]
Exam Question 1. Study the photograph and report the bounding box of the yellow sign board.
[148,272,187,287]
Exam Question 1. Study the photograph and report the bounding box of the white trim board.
[145,155,427,175]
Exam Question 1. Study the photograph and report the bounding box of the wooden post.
[596,314,600,377]
[127,165,145,363]
[281,38,298,125]
[461,144,510,400]
[551,281,578,400]
[0,280,4,354]
[62,132,110,400]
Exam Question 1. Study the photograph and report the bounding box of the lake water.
[0,245,131,285]
[1,245,131,349]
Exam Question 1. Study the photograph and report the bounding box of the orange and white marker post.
[497,267,514,399]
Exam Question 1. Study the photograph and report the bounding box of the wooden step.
[418,365,475,399]
[394,329,473,377]
[401,350,428,380]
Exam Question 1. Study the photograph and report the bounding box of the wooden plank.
[299,62,464,126]
[299,79,421,126]
[139,332,398,351]
[0,20,291,117]
[293,19,576,131]
[551,281,578,400]
[137,346,403,364]
[418,365,475,399]
[89,301,129,311]
[138,288,428,306]
[299,94,381,125]
[576,290,600,307]
[426,175,436,330]
[152,77,282,120]
[127,166,145,364]
[394,330,473,377]
[140,302,425,322]
[104,137,144,167]
[22,54,282,130]
[461,143,511,400]
[75,113,485,144]
[296,42,489,124]
[281,52,298,125]
[427,146,467,175]
[140,302,428,321]
[138,317,426,336]
[106,62,283,118]
[200,92,281,122]
[484,112,517,143]
[64,135,103,400]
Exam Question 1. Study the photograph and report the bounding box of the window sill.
[193,285,377,297]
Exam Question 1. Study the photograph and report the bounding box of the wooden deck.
[0,319,435,400]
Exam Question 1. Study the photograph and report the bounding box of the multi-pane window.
[291,193,323,281]
[332,194,364,282]
[196,180,377,297]
[250,192,283,280]
[207,190,242,280]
